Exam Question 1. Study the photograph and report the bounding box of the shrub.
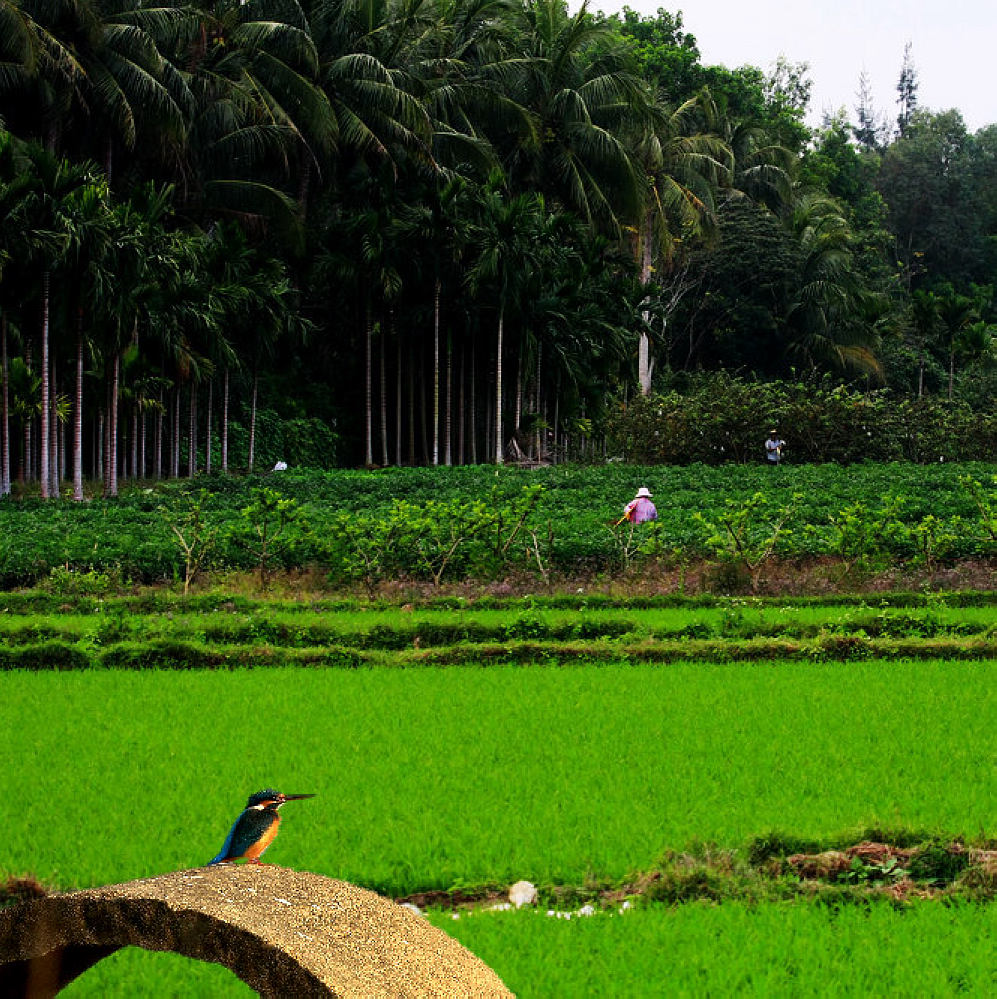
[908,841,970,884]
[0,642,90,671]
[99,641,216,670]
[747,832,822,865]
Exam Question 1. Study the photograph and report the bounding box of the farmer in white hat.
[621,486,657,525]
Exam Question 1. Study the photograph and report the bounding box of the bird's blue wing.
[207,812,244,865]
[208,809,275,864]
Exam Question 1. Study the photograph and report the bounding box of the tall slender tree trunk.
[1,314,9,496]
[419,352,428,464]
[494,308,504,465]
[469,338,477,465]
[408,341,415,465]
[102,377,111,487]
[514,343,522,438]
[155,393,163,480]
[189,384,197,477]
[130,404,138,480]
[457,343,464,466]
[106,353,119,497]
[73,313,84,500]
[40,271,51,498]
[444,334,452,466]
[49,353,59,497]
[248,371,258,473]
[535,346,542,460]
[140,406,146,479]
[638,211,654,396]
[553,392,559,465]
[380,318,388,467]
[485,380,492,464]
[432,277,440,465]
[222,368,229,472]
[172,387,180,478]
[365,306,373,466]
[96,411,103,483]
[205,379,213,475]
[395,336,402,466]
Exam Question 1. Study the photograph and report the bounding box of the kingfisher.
[207,789,315,866]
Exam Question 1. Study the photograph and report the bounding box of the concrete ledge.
[0,865,513,997]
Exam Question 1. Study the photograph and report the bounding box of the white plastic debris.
[508,880,537,909]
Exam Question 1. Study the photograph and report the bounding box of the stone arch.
[0,865,512,997]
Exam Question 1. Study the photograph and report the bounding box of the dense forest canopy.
[0,0,994,493]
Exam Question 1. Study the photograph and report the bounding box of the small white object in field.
[508,881,537,908]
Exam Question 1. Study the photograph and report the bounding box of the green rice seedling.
[3,660,997,894]
[58,950,256,997]
[52,900,997,997]
[428,900,997,998]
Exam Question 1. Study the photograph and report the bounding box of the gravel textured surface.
[0,864,513,997]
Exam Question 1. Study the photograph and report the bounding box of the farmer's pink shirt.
[624,497,657,523]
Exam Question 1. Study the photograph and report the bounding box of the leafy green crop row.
[2,602,993,647]
[2,598,996,670]
[1,462,995,585]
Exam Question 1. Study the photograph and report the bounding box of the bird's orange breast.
[244,814,281,860]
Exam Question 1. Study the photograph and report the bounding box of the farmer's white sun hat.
[635,487,652,498]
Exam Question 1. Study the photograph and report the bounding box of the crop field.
[2,593,996,672]
[4,642,997,995]
[0,460,995,585]
[4,658,997,892]
[2,462,996,995]
[59,901,997,997]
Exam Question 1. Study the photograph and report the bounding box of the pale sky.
[590,0,995,134]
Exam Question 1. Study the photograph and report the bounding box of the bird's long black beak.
[281,793,315,801]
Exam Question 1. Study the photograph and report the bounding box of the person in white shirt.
[764,430,785,465]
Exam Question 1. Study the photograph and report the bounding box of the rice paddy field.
[58,902,997,997]
[4,659,997,890]
[2,457,996,995]
[3,595,997,994]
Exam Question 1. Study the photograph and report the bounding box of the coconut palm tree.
[409,0,525,176]
[1,0,188,179]
[309,0,433,177]
[58,176,114,499]
[173,0,332,233]
[0,131,40,495]
[501,0,647,234]
[783,191,883,380]
[630,89,731,393]
[16,143,100,497]
[467,176,551,464]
